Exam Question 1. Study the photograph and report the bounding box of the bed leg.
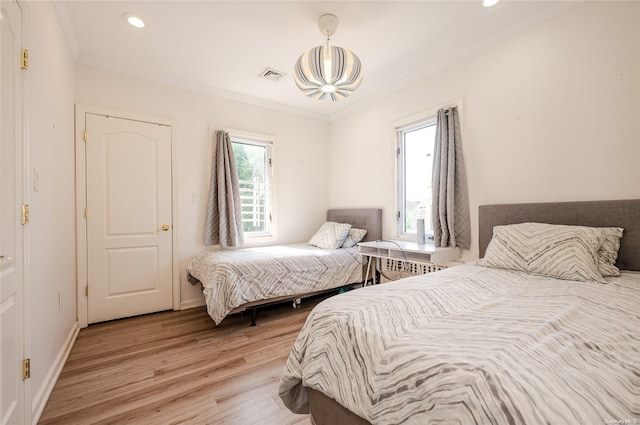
[250,308,257,326]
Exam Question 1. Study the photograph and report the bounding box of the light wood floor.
[38,297,326,425]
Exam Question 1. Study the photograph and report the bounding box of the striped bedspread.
[186,244,362,325]
[279,263,640,424]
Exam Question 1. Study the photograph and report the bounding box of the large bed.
[279,199,640,425]
[187,208,382,325]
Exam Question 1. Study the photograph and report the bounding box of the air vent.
[258,67,286,82]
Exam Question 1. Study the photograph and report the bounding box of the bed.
[186,208,382,325]
[279,199,640,425]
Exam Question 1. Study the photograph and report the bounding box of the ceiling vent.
[258,67,286,82]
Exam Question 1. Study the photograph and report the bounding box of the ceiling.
[55,1,577,121]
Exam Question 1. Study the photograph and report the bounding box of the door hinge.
[84,208,88,219]
[22,358,31,379]
[21,49,28,70]
[21,204,30,225]
[397,211,401,220]
[83,129,87,142]
[85,285,88,297]
[396,147,400,156]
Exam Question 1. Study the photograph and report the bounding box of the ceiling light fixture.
[483,0,500,7]
[122,12,146,29]
[294,14,363,101]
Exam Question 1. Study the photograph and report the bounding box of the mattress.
[279,263,640,424]
[186,244,362,325]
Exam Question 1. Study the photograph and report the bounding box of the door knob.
[160,224,170,231]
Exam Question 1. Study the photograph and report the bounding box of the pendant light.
[294,14,363,101]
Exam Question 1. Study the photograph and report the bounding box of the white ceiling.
[55,1,577,121]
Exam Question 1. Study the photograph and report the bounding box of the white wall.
[27,0,78,418]
[74,65,331,307]
[329,1,640,260]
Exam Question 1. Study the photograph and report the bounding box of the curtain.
[432,107,471,249]
[204,130,244,247]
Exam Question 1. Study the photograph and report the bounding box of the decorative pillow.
[596,227,624,277]
[478,222,607,283]
[309,222,352,249]
[341,228,368,248]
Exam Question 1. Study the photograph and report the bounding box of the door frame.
[75,104,178,328]
[2,0,31,422]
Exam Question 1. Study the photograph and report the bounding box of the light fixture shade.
[294,45,363,101]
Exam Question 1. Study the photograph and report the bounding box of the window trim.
[392,100,462,240]
[395,117,437,240]
[226,128,277,243]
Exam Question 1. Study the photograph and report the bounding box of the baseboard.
[31,321,80,425]
[180,298,206,310]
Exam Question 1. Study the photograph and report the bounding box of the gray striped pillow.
[597,227,623,276]
[479,222,607,283]
[341,228,368,248]
[309,222,352,250]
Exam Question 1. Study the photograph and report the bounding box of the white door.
[1,0,26,423]
[85,113,173,324]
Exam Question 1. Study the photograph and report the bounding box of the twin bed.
[278,199,640,425]
[186,208,382,325]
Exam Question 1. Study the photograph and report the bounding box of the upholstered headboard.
[327,208,383,242]
[479,200,640,271]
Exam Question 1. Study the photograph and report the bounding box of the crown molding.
[53,0,80,59]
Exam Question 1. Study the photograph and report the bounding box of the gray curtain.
[432,107,471,249]
[204,130,244,247]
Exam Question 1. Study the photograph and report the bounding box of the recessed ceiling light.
[122,12,146,29]
[483,0,500,7]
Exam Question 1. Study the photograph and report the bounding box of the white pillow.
[478,222,606,283]
[596,227,624,277]
[341,228,368,248]
[309,222,352,249]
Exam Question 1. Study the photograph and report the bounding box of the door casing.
[75,104,179,328]
[1,0,29,422]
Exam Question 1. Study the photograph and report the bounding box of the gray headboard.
[479,199,640,271]
[327,208,382,242]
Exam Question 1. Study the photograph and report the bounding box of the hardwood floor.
[38,297,326,425]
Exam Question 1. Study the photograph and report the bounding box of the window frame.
[395,116,437,240]
[227,129,276,243]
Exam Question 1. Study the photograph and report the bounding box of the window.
[229,134,273,238]
[396,118,436,238]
